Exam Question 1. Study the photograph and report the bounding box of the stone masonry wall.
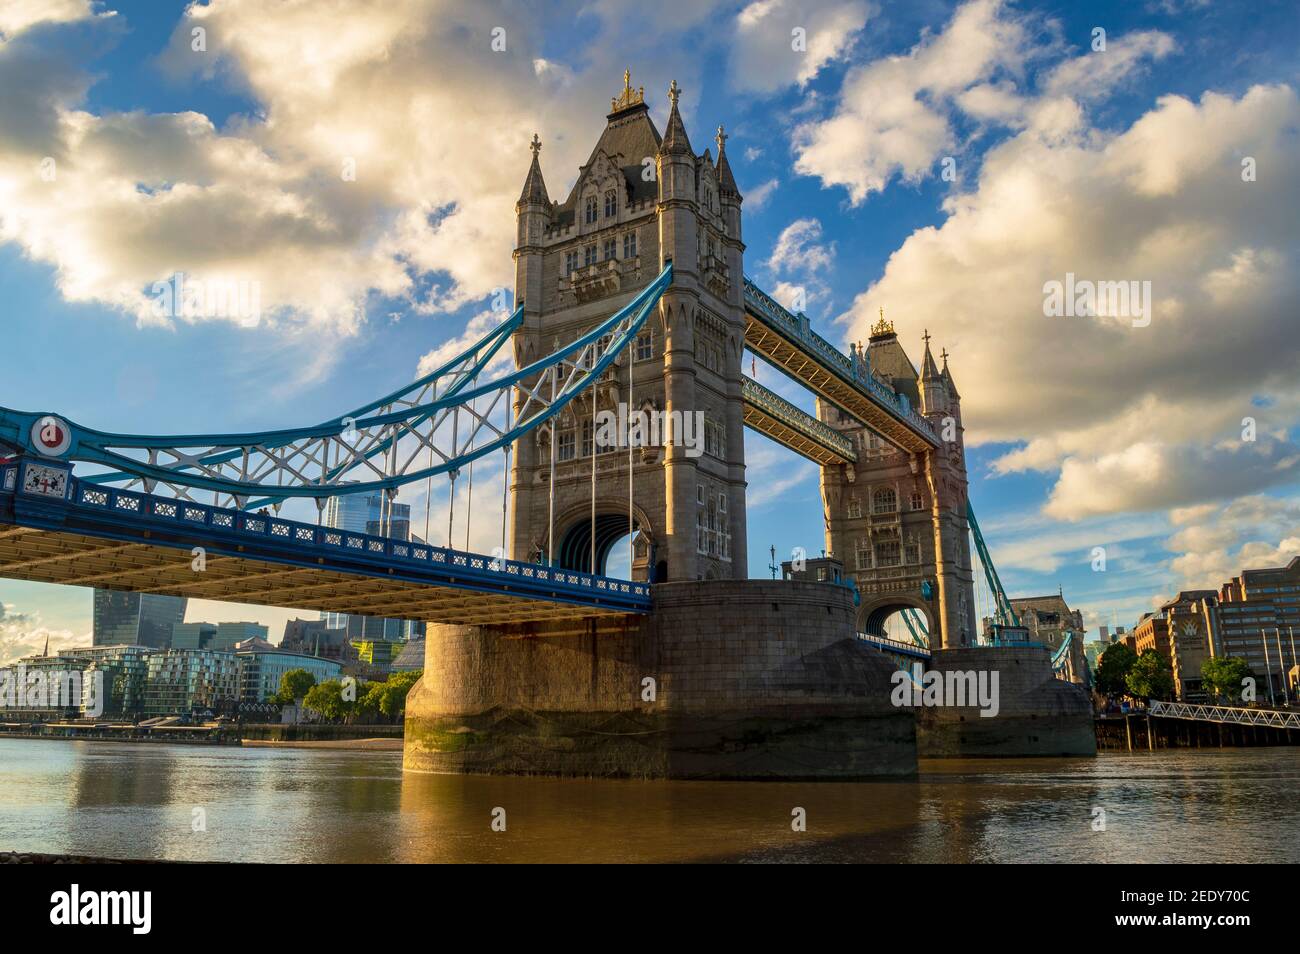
[404,579,917,779]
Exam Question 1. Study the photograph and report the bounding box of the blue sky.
[1,0,1297,658]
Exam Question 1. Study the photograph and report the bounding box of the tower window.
[635,332,653,362]
[910,492,924,511]
[875,541,901,567]
[872,488,897,514]
[584,196,598,225]
[855,539,872,570]
[847,498,861,519]
[623,230,638,258]
[604,190,617,218]
[603,238,617,261]
[565,250,578,275]
[584,244,597,267]
[558,430,576,462]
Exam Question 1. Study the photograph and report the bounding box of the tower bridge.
[0,73,1094,777]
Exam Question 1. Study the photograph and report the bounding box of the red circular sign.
[31,416,71,457]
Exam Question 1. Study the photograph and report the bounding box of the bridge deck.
[743,279,938,453]
[741,375,857,466]
[1,461,648,625]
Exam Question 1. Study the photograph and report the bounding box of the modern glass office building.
[92,590,188,649]
[321,490,422,641]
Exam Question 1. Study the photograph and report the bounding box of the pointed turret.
[517,133,550,208]
[715,125,740,197]
[921,333,941,382]
[659,80,693,156]
[941,348,960,400]
[920,328,946,415]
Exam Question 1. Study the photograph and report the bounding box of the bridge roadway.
[742,278,939,454]
[0,459,649,625]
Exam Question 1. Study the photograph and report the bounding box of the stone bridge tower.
[819,314,977,648]
[509,73,748,582]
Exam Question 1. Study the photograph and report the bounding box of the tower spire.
[517,132,549,206]
[715,123,740,197]
[920,329,941,381]
[660,80,693,156]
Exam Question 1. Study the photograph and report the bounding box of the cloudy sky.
[1,0,1297,661]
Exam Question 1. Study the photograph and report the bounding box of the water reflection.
[1,740,1296,863]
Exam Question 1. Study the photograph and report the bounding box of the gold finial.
[611,68,645,112]
[716,124,728,153]
[871,306,893,337]
[529,133,541,157]
[668,79,680,107]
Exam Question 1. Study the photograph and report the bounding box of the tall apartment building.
[1216,557,1300,702]
[141,649,240,716]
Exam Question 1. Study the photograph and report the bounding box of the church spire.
[517,133,549,207]
[659,80,693,156]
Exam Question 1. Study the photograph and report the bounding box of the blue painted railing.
[0,460,651,613]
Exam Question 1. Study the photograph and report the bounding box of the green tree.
[1126,649,1174,701]
[274,668,317,705]
[1201,656,1254,703]
[378,670,422,720]
[1095,643,1137,697]
[356,681,384,720]
[302,680,349,722]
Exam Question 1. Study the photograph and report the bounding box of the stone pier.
[404,580,916,779]
[915,646,1097,757]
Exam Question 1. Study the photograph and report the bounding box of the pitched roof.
[865,334,921,406]
[554,102,663,227]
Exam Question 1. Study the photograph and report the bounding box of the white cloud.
[1164,495,1300,591]
[0,0,710,337]
[838,82,1300,521]
[744,177,780,210]
[793,0,1035,202]
[0,601,83,667]
[0,0,102,39]
[767,217,834,274]
[730,0,871,94]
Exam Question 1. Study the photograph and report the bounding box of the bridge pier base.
[915,646,1097,757]
[403,580,917,779]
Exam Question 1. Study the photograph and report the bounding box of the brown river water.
[0,738,1296,863]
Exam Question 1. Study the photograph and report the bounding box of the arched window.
[584,195,598,225]
[604,190,616,218]
[872,487,897,514]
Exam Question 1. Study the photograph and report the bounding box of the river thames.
[0,739,1296,863]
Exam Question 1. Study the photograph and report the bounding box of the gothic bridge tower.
[510,72,748,582]
[818,313,977,648]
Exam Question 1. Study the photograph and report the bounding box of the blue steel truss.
[0,265,671,507]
